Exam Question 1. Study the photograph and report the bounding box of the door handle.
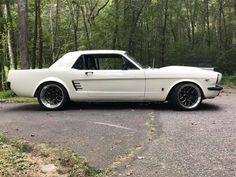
[85,72,93,75]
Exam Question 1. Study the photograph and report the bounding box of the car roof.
[50,50,127,69]
[68,50,126,55]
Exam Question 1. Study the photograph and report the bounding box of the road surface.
[0,90,235,177]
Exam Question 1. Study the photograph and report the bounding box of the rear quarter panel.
[7,69,85,99]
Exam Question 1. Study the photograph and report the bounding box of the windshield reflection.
[124,53,143,69]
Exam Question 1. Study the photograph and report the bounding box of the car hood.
[144,66,222,81]
[159,66,208,72]
[147,66,216,73]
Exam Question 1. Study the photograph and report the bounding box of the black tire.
[37,82,69,111]
[170,83,202,111]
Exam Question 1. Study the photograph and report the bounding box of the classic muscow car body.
[7,50,223,111]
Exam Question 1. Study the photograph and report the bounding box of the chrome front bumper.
[207,85,223,91]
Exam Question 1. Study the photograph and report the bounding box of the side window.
[123,59,139,70]
[72,54,139,70]
[84,55,98,70]
[72,56,84,70]
[72,55,98,70]
[98,54,123,70]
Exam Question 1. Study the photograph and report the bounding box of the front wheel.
[37,82,68,111]
[170,83,202,111]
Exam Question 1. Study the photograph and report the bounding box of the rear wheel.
[37,82,68,111]
[170,83,202,111]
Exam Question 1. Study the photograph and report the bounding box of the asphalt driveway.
[0,90,235,176]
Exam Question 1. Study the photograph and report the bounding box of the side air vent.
[72,80,83,90]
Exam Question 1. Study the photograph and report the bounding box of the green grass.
[221,75,236,89]
[0,90,14,99]
[0,134,104,177]
[0,90,36,103]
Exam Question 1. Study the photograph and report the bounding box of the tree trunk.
[218,1,223,50]
[0,2,3,89]
[81,5,90,49]
[50,0,59,63]
[0,3,6,89]
[70,1,79,50]
[5,0,17,69]
[221,1,227,51]
[170,13,177,46]
[234,0,236,16]
[32,0,38,69]
[190,0,197,50]
[73,27,78,50]
[38,0,43,68]
[160,0,169,67]
[184,0,197,50]
[112,0,119,49]
[204,0,211,47]
[0,61,2,90]
[17,0,29,69]
[49,1,53,63]
[126,0,149,54]
[218,0,227,51]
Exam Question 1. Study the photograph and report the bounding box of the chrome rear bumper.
[4,82,11,90]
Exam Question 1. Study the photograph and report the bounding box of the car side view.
[7,50,223,111]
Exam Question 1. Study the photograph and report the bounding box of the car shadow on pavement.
[199,102,221,111]
[67,102,221,111]
[5,101,221,112]
[3,104,42,112]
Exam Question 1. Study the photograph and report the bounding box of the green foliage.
[0,0,236,80]
[0,135,104,177]
[0,90,14,99]
[0,90,36,103]
[12,141,33,153]
[0,134,8,144]
[0,134,34,176]
[0,134,33,154]
[221,75,236,88]
[3,97,37,103]
[216,49,236,75]
[35,144,104,177]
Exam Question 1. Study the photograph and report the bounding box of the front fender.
[165,79,205,100]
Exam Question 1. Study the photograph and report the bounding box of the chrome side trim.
[72,80,83,91]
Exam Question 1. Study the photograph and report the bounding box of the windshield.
[124,53,143,69]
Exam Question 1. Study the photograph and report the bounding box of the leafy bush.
[216,49,236,75]
[0,90,15,99]
[221,75,236,88]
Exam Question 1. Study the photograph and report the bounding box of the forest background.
[0,0,236,89]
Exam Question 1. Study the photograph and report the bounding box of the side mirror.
[145,65,151,69]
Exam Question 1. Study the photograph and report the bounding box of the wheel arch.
[33,77,70,98]
[165,80,205,101]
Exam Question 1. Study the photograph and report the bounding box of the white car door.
[83,54,145,100]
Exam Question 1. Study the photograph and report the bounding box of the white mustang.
[7,50,223,111]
